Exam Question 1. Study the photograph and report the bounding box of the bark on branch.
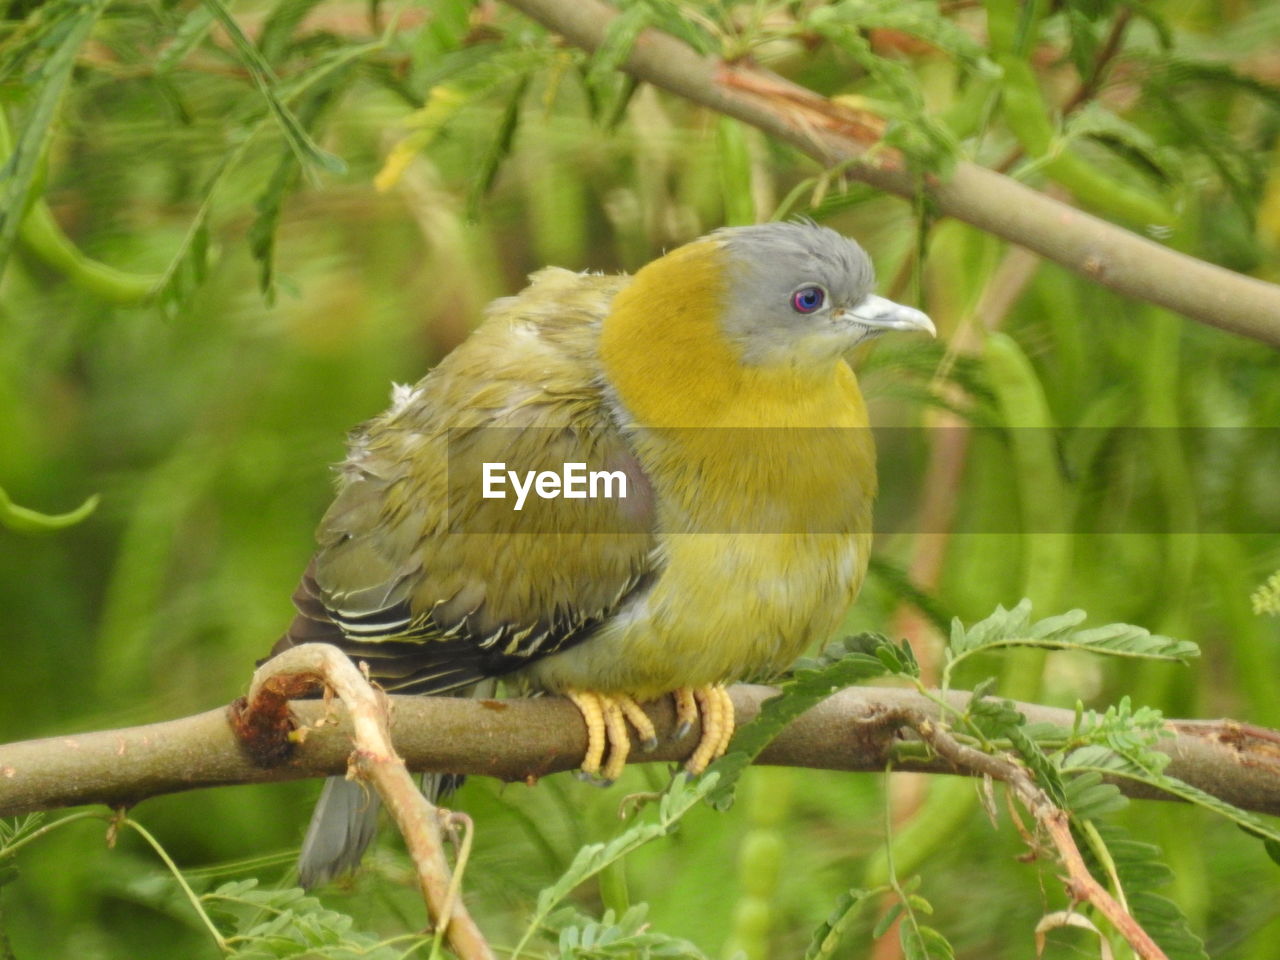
[2,683,1279,818]
[499,0,1280,348]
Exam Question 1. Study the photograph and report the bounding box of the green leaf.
[717,117,755,227]
[874,637,921,678]
[248,149,301,304]
[1072,698,1172,765]
[0,813,46,852]
[0,487,98,533]
[1062,746,1280,846]
[249,73,347,302]
[601,74,641,131]
[802,5,960,173]
[804,888,873,960]
[651,0,717,52]
[1065,102,1178,185]
[1079,822,1209,960]
[1154,94,1261,224]
[815,0,997,75]
[0,0,108,282]
[155,161,230,309]
[418,0,473,60]
[703,635,891,810]
[199,879,413,957]
[872,900,905,939]
[158,37,379,307]
[198,0,346,174]
[1153,55,1280,111]
[257,0,329,62]
[899,915,955,960]
[0,2,89,84]
[1063,622,1199,659]
[1063,6,1100,78]
[588,3,653,87]
[1063,772,1129,819]
[966,694,1023,738]
[547,904,713,959]
[467,76,530,219]
[155,4,217,75]
[515,775,719,959]
[1262,837,1280,868]
[1251,570,1280,617]
[947,599,1198,668]
[1007,723,1069,808]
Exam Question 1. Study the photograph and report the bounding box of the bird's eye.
[790,285,826,314]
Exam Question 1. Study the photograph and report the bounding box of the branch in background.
[3,685,1279,818]
[499,0,1280,348]
[230,644,494,960]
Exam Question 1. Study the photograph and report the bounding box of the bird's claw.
[566,690,656,782]
[566,686,735,782]
[672,687,698,742]
[576,769,615,788]
[683,685,736,775]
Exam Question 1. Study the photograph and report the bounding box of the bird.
[271,220,935,887]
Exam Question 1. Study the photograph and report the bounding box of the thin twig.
[897,711,1169,960]
[1061,8,1135,116]
[437,811,475,940]
[239,644,495,960]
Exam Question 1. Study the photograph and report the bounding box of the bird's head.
[600,221,935,426]
[710,221,935,367]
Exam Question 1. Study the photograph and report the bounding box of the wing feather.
[272,269,657,695]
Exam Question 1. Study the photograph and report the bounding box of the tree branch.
[231,644,494,960]
[3,684,1279,819]
[499,0,1280,348]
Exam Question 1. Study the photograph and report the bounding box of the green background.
[2,0,1279,956]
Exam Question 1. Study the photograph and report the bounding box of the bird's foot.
[673,685,735,776]
[566,690,657,785]
[672,687,698,740]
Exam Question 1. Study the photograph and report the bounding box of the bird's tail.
[296,680,495,889]
[298,775,381,890]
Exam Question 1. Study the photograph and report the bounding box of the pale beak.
[846,294,936,337]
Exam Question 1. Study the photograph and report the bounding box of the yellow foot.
[672,687,698,740]
[565,690,657,784]
[678,685,736,776]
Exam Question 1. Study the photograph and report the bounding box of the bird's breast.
[521,528,869,698]
[520,422,875,699]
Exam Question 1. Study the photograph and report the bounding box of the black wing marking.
[273,561,653,696]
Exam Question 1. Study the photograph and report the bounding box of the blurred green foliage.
[2,0,1279,957]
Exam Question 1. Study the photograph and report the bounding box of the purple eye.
[791,285,826,314]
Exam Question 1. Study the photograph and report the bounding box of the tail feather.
[296,680,496,887]
[298,777,380,890]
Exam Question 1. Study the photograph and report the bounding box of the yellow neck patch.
[600,241,737,427]
[599,240,864,430]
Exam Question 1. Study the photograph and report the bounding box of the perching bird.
[272,221,934,887]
